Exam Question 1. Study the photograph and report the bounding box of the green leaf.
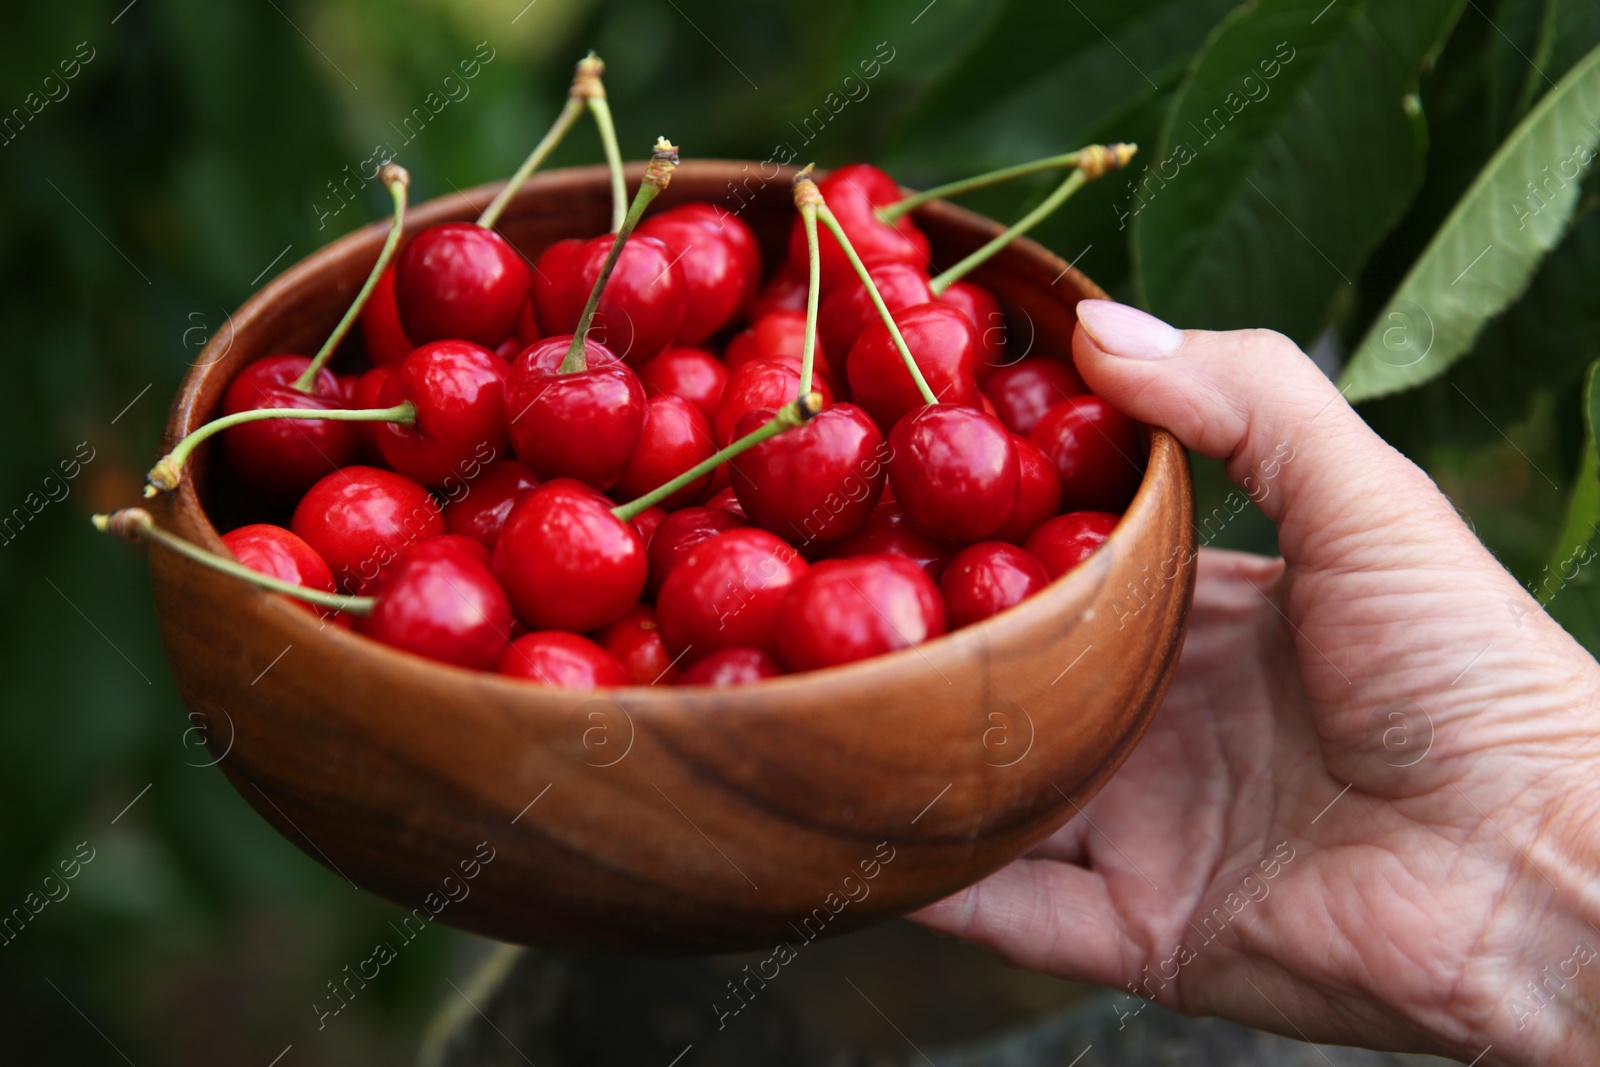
[1132,0,1465,344]
[1340,42,1600,402]
[1547,360,1600,576]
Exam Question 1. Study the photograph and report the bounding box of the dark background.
[2,0,1595,1062]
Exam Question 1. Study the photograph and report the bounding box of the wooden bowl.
[149,162,1195,954]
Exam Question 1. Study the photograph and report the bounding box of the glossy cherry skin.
[677,647,783,687]
[222,524,337,617]
[712,359,832,448]
[493,479,645,632]
[703,486,746,518]
[530,234,684,365]
[824,502,956,581]
[612,395,716,511]
[443,459,539,549]
[725,310,840,393]
[776,554,946,672]
[991,436,1062,544]
[645,506,748,597]
[656,528,808,658]
[499,632,629,689]
[394,223,531,348]
[787,163,929,290]
[596,605,679,686]
[941,542,1049,629]
[847,302,983,432]
[221,355,356,504]
[749,266,808,320]
[819,261,932,367]
[638,346,728,423]
[939,280,1009,379]
[356,542,511,671]
[344,365,393,464]
[373,340,508,488]
[365,532,493,578]
[729,403,887,548]
[1025,511,1119,580]
[637,205,759,343]
[291,466,445,594]
[982,357,1088,436]
[888,405,1019,544]
[1029,395,1144,512]
[632,505,668,552]
[504,336,646,490]
[359,265,415,367]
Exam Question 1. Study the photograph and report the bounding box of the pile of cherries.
[119,85,1141,691]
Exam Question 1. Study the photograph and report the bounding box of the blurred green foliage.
[2,0,1598,1062]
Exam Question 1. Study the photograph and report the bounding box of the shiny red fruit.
[394,223,530,347]
[530,234,684,364]
[1025,511,1119,579]
[656,529,807,658]
[1029,395,1144,512]
[888,405,1019,543]
[637,205,759,343]
[375,340,508,488]
[504,336,646,490]
[939,280,1008,379]
[645,506,748,597]
[788,163,928,290]
[824,502,956,581]
[360,264,415,366]
[677,647,783,686]
[612,395,716,511]
[632,505,668,551]
[499,632,628,689]
[291,467,445,594]
[345,365,393,464]
[776,554,946,672]
[712,359,832,448]
[991,436,1062,544]
[356,540,511,670]
[443,459,539,549]
[941,542,1048,629]
[847,302,982,431]
[221,355,356,504]
[703,486,747,518]
[493,479,645,632]
[819,260,931,366]
[725,310,839,392]
[638,346,728,424]
[222,524,336,617]
[749,266,808,319]
[983,357,1088,436]
[596,605,679,686]
[729,403,887,548]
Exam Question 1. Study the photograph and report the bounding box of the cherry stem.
[795,186,823,396]
[293,165,410,392]
[878,144,1131,223]
[476,52,606,230]
[804,170,938,407]
[93,508,374,616]
[560,137,680,374]
[927,143,1137,296]
[144,402,416,497]
[588,96,627,233]
[611,392,822,522]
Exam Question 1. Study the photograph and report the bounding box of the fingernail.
[1076,300,1183,360]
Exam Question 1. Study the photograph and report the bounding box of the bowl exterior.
[150,163,1196,953]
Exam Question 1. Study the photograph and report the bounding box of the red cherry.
[703,486,746,518]
[645,506,748,597]
[677,647,783,687]
[824,502,956,581]
[360,265,415,366]
[788,163,928,289]
[656,528,807,658]
[1029,395,1144,512]
[374,340,508,488]
[632,505,668,551]
[712,359,832,448]
[637,205,758,343]
[504,336,646,490]
[367,532,493,577]
[819,261,931,366]
[221,355,356,504]
[729,403,886,548]
[291,467,445,594]
[499,632,628,689]
[776,554,946,672]
[939,280,1009,379]
[493,479,645,632]
[941,542,1048,629]
[1025,511,1119,580]
[638,346,728,423]
[443,459,539,550]
[847,303,982,431]
[394,223,531,347]
[221,524,336,617]
[749,266,808,320]
[983,357,1088,436]
[888,406,1019,543]
[516,300,540,345]
[355,541,511,671]
[725,310,840,390]
[345,365,393,464]
[611,395,716,510]
[991,436,1062,544]
[596,605,679,686]
[530,234,684,364]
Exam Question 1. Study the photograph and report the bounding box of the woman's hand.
[913,301,1600,1066]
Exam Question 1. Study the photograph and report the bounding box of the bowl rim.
[166,160,1188,699]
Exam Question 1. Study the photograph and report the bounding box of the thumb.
[1071,300,1474,573]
